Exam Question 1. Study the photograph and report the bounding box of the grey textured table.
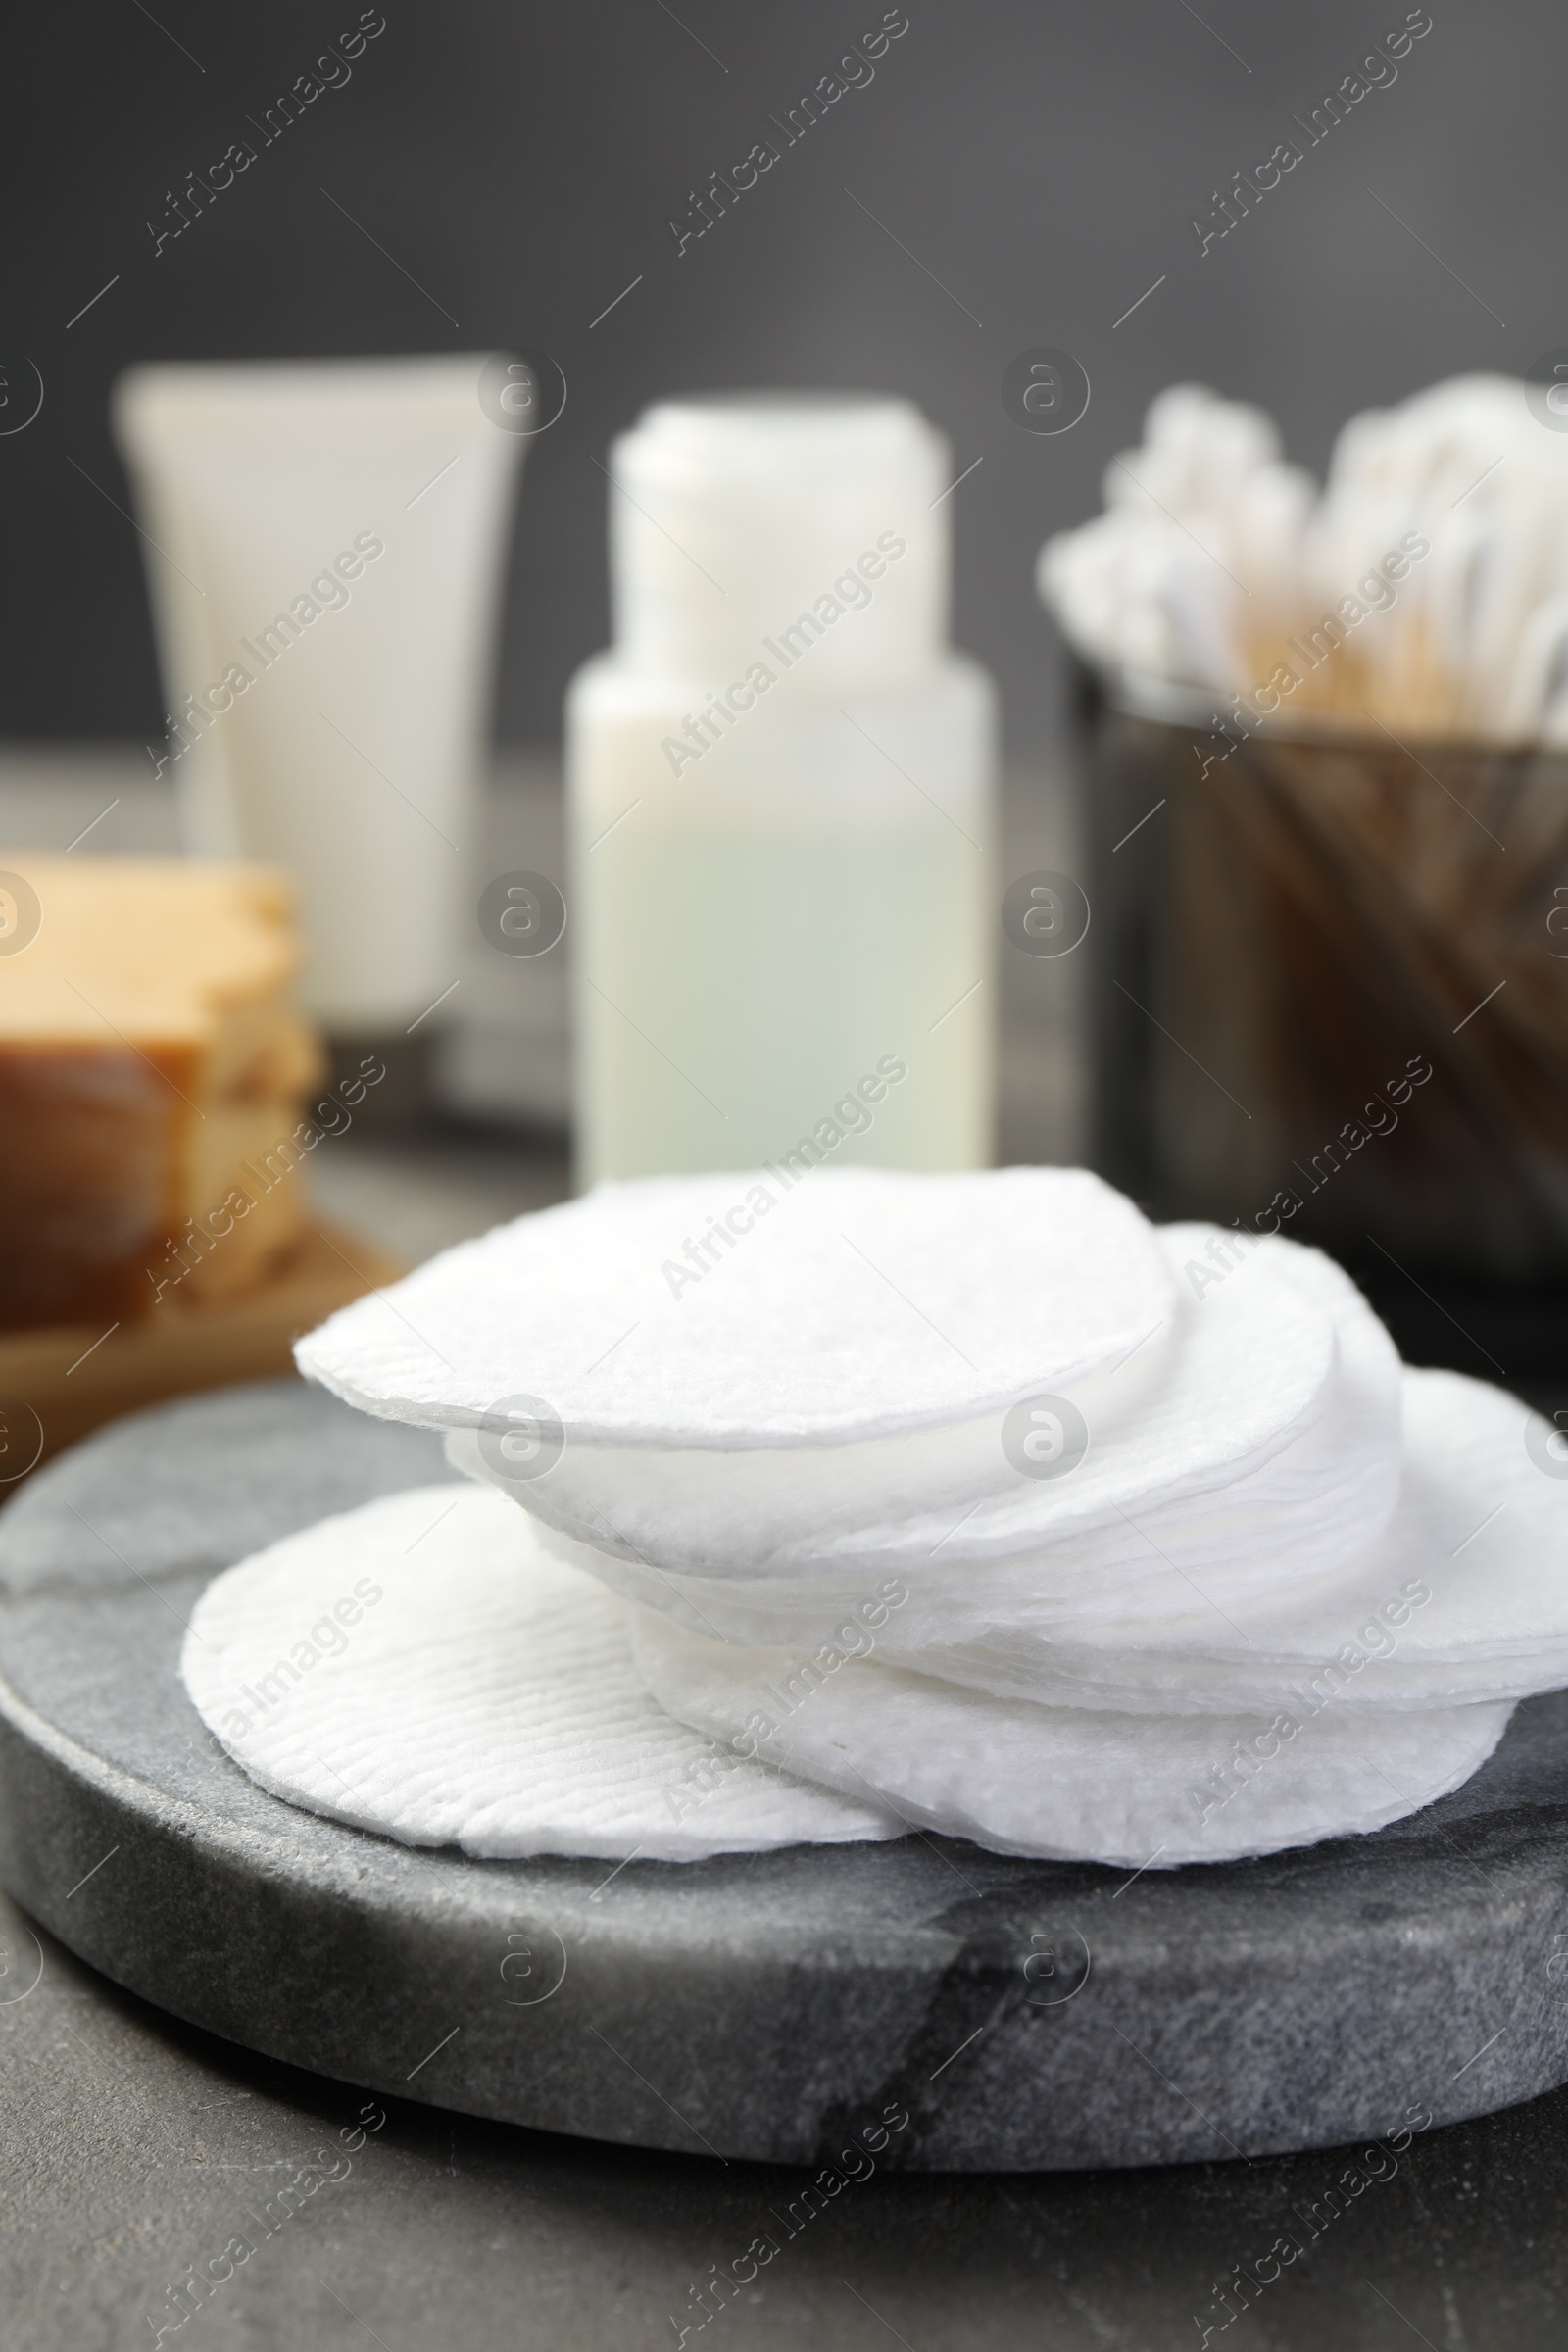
[5,1867,1568,2351]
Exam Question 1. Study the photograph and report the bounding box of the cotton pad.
[933,1369,1568,1716]
[451,1226,1354,1585]
[443,1303,1181,1582]
[940,1227,1394,1576]
[180,1486,900,1861]
[296,1165,1176,1446]
[489,1232,1397,1663]
[629,1609,1514,1869]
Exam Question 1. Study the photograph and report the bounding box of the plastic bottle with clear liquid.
[566,395,995,1185]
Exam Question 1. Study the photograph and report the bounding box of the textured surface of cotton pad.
[456,1228,1356,1595]
[630,1610,1514,1868]
[812,1228,1380,1572]
[446,1308,1180,1575]
[824,1233,1404,1682]
[180,1486,900,1861]
[966,1369,1568,1714]
[500,1234,1396,1667]
[296,1166,1176,1445]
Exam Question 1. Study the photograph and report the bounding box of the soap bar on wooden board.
[0,857,324,1330]
[0,1222,407,1483]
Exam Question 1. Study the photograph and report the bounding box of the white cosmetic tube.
[114,357,525,1033]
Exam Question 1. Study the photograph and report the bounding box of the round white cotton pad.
[934,1226,1393,1575]
[501,1233,1394,1663]
[937,1369,1568,1716]
[296,1165,1176,1445]
[454,1226,1351,1589]
[443,1307,1181,1580]
[629,1611,1515,1869]
[180,1486,900,1861]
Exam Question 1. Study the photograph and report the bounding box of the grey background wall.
[1,0,1553,759]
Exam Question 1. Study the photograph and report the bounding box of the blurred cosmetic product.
[0,858,321,1329]
[114,357,526,1082]
[567,395,995,1186]
[1043,376,1568,1281]
[1039,373,1568,741]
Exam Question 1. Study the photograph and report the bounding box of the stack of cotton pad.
[183,1167,1568,1869]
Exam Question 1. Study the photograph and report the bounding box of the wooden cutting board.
[0,1223,404,1484]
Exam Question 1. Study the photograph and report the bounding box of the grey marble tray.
[0,1380,1565,2172]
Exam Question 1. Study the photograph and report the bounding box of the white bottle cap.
[608,394,950,691]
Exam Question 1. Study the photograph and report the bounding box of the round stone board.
[0,1379,1565,2172]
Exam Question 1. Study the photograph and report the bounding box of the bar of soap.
[0,856,322,1328]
